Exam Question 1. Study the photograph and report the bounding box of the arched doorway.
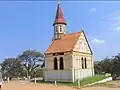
[54,57,58,70]
[59,57,64,70]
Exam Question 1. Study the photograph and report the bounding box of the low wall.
[74,69,93,81]
[97,77,112,83]
[43,69,73,82]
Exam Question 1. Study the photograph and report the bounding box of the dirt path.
[2,80,120,90]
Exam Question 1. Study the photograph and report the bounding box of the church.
[43,1,94,82]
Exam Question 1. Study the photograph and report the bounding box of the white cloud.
[89,8,96,12]
[109,23,120,32]
[115,26,120,32]
[100,11,120,32]
[109,17,120,32]
[109,16,120,20]
[92,38,105,44]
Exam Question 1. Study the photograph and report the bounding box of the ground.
[2,80,120,90]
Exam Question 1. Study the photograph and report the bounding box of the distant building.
[43,1,94,82]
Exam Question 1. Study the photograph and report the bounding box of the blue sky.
[0,1,120,61]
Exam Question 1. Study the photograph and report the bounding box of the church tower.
[53,1,67,40]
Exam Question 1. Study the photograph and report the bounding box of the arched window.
[63,26,65,32]
[60,26,62,32]
[81,57,84,69]
[54,57,58,70]
[84,58,87,69]
[55,26,57,33]
[60,57,64,70]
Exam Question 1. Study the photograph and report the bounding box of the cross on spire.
[53,0,66,25]
[58,0,60,4]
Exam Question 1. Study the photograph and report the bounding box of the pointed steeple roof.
[53,1,66,26]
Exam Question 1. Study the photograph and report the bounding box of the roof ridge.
[66,31,81,35]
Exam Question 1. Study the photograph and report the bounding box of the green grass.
[73,75,110,86]
[56,75,110,87]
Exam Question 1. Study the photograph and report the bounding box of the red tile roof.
[53,3,66,25]
[45,32,81,54]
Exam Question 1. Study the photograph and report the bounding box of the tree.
[100,58,113,73]
[94,61,102,74]
[18,50,44,78]
[41,61,45,68]
[1,58,22,78]
[94,58,113,74]
[111,53,120,75]
[94,53,120,76]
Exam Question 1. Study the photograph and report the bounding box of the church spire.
[53,0,67,40]
[53,0,66,26]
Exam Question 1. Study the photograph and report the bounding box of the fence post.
[34,77,36,84]
[55,80,57,86]
[78,79,80,89]
[7,77,9,83]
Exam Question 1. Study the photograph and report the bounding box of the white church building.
[43,1,94,82]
